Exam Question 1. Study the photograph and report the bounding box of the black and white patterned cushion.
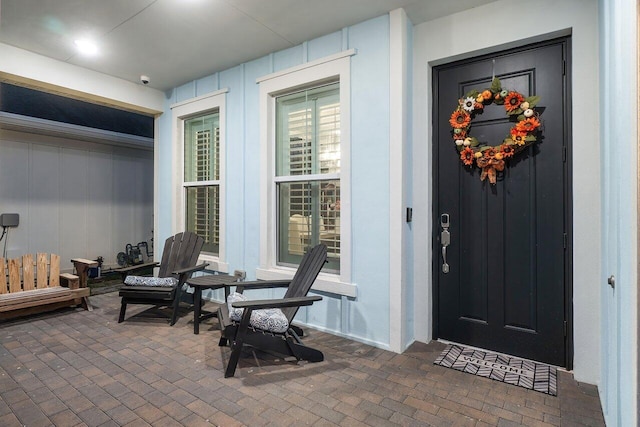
[227,292,289,333]
[124,276,178,287]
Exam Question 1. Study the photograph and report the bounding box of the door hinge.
[563,60,566,76]
[562,146,567,162]
[563,233,567,249]
[564,321,568,336]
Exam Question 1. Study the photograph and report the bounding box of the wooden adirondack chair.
[118,231,208,325]
[217,244,327,377]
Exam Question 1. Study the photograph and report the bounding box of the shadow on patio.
[0,292,604,426]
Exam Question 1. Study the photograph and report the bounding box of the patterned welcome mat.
[434,344,557,396]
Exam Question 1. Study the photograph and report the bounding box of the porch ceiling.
[0,0,497,91]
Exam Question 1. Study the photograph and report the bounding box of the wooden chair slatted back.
[36,253,48,289]
[281,244,327,321]
[8,258,21,293]
[49,254,60,287]
[157,232,204,279]
[3,254,61,293]
[36,252,49,289]
[22,254,35,291]
[0,258,6,294]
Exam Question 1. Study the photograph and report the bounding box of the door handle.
[440,214,450,274]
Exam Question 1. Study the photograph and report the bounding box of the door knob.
[440,214,450,274]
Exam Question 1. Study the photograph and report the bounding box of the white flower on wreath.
[462,97,476,112]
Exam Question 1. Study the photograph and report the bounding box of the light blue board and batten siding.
[344,15,391,345]
[599,0,638,425]
[158,15,393,348]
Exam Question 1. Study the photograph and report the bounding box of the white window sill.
[198,255,229,273]
[256,267,357,298]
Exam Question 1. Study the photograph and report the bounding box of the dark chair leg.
[225,341,243,378]
[170,296,180,326]
[118,301,127,323]
[169,287,182,326]
[287,339,324,362]
[225,309,252,377]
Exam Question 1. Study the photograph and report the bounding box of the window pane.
[277,180,340,271]
[276,83,340,177]
[184,112,220,182]
[185,186,219,255]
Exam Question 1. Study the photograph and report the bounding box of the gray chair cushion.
[124,276,178,287]
[227,292,289,333]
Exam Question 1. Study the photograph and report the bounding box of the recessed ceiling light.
[74,39,98,56]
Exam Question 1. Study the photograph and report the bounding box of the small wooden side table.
[187,274,238,334]
[70,258,99,311]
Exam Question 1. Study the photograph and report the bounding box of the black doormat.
[434,344,557,396]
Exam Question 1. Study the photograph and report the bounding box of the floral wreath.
[449,77,542,184]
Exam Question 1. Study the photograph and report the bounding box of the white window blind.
[276,82,340,271]
[184,112,220,255]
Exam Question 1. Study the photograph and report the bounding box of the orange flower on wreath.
[510,128,527,146]
[449,110,471,128]
[452,131,467,140]
[504,91,524,112]
[512,135,525,146]
[500,144,515,158]
[516,117,541,133]
[460,147,475,166]
[483,148,497,159]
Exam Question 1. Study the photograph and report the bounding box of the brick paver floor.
[0,292,605,426]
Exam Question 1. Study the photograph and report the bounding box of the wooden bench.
[0,253,94,320]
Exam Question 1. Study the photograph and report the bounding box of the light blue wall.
[157,15,394,347]
[599,0,638,425]
[346,16,391,345]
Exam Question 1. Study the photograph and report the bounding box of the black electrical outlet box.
[0,213,19,227]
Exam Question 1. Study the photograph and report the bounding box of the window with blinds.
[184,112,220,255]
[275,82,340,271]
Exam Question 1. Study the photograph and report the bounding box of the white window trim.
[257,51,356,298]
[171,88,229,272]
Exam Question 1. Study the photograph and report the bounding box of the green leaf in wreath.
[525,95,540,107]
[517,114,526,121]
[491,78,502,92]
[469,137,480,147]
[525,135,537,142]
[507,109,522,116]
[503,138,514,145]
[465,89,480,98]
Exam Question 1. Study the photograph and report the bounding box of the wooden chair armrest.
[174,263,209,286]
[70,258,99,268]
[173,263,209,276]
[232,295,322,310]
[234,279,292,293]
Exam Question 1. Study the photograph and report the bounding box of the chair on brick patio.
[118,231,208,325]
[217,244,327,377]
